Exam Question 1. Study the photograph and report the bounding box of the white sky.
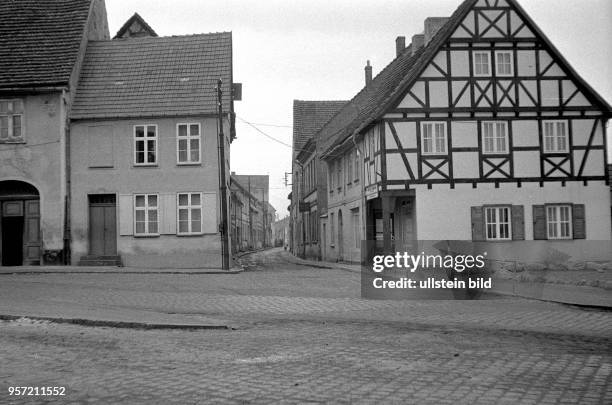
[105,0,612,217]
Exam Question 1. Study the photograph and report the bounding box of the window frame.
[420,122,448,155]
[0,99,25,143]
[176,123,201,165]
[484,205,512,241]
[542,120,569,153]
[133,193,160,236]
[177,192,204,236]
[133,124,158,166]
[473,51,491,77]
[494,51,514,77]
[546,204,573,240]
[481,121,509,155]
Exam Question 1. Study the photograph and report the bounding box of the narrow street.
[1,248,611,404]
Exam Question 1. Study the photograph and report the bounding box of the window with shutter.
[470,206,485,241]
[572,204,586,240]
[532,205,547,240]
[511,205,525,241]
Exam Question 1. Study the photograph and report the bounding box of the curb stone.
[0,314,234,330]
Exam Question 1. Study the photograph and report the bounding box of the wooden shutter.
[572,204,586,239]
[23,200,41,265]
[532,205,547,240]
[160,193,176,234]
[511,205,525,240]
[471,206,485,241]
[202,192,218,234]
[118,194,133,236]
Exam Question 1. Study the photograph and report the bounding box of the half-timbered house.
[291,100,346,260]
[319,0,611,262]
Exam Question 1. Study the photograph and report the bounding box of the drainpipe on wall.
[352,132,366,265]
[62,89,71,265]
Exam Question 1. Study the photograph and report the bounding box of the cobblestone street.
[1,248,611,404]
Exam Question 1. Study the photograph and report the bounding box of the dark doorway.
[89,194,117,256]
[1,216,24,266]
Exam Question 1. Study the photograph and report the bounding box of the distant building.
[229,174,273,251]
[271,216,290,247]
[0,0,109,265]
[290,100,346,260]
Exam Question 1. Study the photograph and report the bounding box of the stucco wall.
[70,116,230,268]
[414,181,611,260]
[0,93,65,251]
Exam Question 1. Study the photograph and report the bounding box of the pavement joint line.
[0,314,233,330]
[0,269,244,275]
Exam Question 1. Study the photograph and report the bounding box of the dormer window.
[0,100,24,143]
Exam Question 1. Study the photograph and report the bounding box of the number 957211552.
[8,386,66,396]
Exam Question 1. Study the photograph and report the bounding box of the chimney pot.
[411,34,425,56]
[424,17,450,45]
[364,60,372,86]
[395,36,406,57]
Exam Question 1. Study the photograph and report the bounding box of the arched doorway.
[0,180,41,266]
[337,210,343,261]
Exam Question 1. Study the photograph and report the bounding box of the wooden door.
[89,196,117,256]
[23,200,41,265]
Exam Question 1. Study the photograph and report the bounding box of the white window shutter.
[118,194,133,236]
[202,192,218,233]
[160,193,176,234]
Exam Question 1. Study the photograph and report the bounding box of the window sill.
[177,162,202,166]
[0,139,26,144]
[134,234,160,238]
[133,164,159,168]
[177,233,205,237]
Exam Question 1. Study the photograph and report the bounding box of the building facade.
[319,0,611,263]
[290,100,345,260]
[69,32,236,268]
[0,0,109,266]
[230,174,274,252]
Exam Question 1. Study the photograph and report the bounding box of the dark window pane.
[178,125,187,137]
[135,126,144,137]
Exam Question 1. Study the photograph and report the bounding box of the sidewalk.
[0,265,243,275]
[291,255,612,308]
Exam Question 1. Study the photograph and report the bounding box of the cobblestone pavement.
[0,248,611,403]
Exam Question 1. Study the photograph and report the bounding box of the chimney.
[364,60,372,86]
[411,34,425,56]
[424,17,450,45]
[395,36,406,57]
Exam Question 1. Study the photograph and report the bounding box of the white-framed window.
[336,157,342,191]
[485,206,512,241]
[354,150,360,182]
[0,99,24,142]
[134,194,159,236]
[473,51,491,77]
[495,51,513,77]
[421,122,447,155]
[329,161,335,191]
[482,122,508,154]
[330,212,335,245]
[134,125,158,165]
[177,123,201,164]
[177,192,203,235]
[546,205,572,240]
[347,151,353,185]
[543,121,568,153]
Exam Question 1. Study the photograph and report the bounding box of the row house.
[0,0,109,265]
[69,31,236,268]
[230,174,274,252]
[232,174,273,248]
[290,100,346,260]
[318,0,611,263]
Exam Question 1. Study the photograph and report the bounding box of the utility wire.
[236,115,292,148]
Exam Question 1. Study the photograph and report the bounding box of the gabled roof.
[0,0,92,89]
[71,33,232,119]
[320,0,612,159]
[113,12,157,39]
[293,100,346,158]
